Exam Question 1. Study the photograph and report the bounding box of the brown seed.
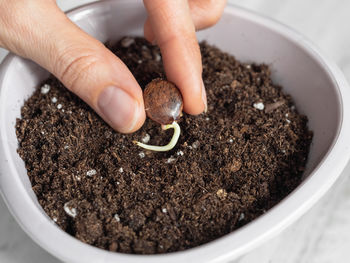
[143,79,183,125]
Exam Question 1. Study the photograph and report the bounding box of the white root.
[133,122,180,152]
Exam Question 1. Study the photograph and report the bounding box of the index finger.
[143,0,206,115]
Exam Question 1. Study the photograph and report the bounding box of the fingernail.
[98,86,139,132]
[201,81,208,113]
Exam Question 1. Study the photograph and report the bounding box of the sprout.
[134,121,180,152]
[134,79,183,152]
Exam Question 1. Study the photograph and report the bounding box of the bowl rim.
[1,1,350,262]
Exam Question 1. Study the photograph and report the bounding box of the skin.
[0,0,226,133]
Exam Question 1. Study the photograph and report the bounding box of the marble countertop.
[1,0,350,262]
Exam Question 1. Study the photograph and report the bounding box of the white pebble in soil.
[51,97,57,103]
[176,150,184,156]
[52,217,58,223]
[286,119,291,124]
[192,141,200,149]
[239,213,245,221]
[40,84,51,94]
[253,102,265,110]
[141,133,150,144]
[162,208,167,214]
[154,53,161,62]
[166,157,176,163]
[64,145,69,149]
[57,104,62,110]
[119,167,124,173]
[86,169,97,177]
[114,213,121,222]
[64,203,77,218]
[228,139,233,143]
[139,152,145,158]
[121,37,135,48]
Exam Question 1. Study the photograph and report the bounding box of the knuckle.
[158,27,197,49]
[192,0,226,28]
[203,0,225,26]
[55,49,100,94]
[206,12,222,27]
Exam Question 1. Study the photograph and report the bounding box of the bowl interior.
[0,1,343,262]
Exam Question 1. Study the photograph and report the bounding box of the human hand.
[0,0,226,133]
[144,0,226,115]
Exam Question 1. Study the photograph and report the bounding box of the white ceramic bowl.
[1,1,350,262]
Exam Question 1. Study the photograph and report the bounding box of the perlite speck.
[114,213,121,222]
[64,203,77,218]
[40,84,51,94]
[86,169,97,176]
[253,102,265,111]
[141,134,150,143]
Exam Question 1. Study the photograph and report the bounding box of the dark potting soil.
[16,37,312,254]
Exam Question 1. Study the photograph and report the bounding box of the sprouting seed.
[143,79,183,125]
[134,79,183,152]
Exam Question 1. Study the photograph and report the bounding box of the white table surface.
[1,0,350,262]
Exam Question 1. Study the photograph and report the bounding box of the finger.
[188,0,227,30]
[143,0,206,115]
[144,0,226,44]
[0,0,145,133]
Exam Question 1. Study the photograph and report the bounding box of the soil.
[16,37,312,254]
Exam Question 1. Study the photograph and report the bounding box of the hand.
[0,0,226,133]
[144,0,226,114]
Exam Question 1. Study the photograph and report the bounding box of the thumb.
[0,0,145,133]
